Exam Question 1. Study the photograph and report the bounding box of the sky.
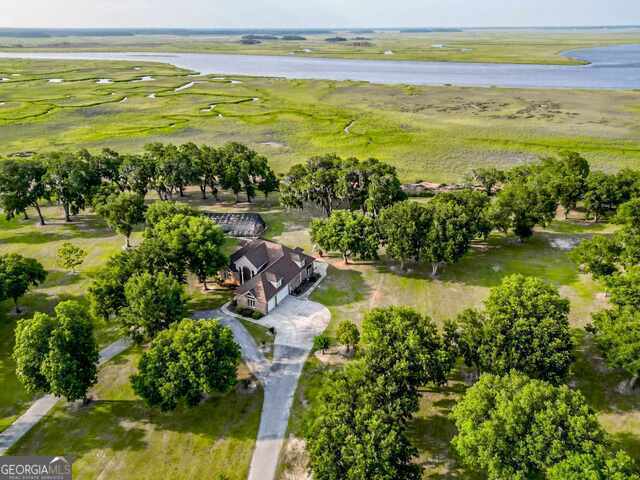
[1,0,639,29]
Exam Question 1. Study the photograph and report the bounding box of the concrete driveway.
[197,294,330,480]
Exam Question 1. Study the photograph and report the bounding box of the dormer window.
[266,272,282,289]
[290,253,303,268]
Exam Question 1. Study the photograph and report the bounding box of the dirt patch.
[314,346,352,365]
[260,141,287,148]
[280,435,310,480]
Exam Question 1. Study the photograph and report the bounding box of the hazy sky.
[2,0,639,29]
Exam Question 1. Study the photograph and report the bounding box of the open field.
[2,30,640,65]
[0,191,247,433]
[1,58,640,182]
[276,210,640,479]
[7,348,263,480]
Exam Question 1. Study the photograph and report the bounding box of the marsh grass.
[1,59,640,182]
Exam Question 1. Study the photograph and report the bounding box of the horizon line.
[1,24,640,31]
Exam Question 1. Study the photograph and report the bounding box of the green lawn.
[282,213,640,479]
[1,58,640,182]
[0,191,260,433]
[8,348,263,480]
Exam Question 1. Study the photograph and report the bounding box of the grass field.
[7,348,263,480]
[279,211,640,479]
[1,58,640,182]
[1,190,638,478]
[2,30,640,65]
[0,190,250,433]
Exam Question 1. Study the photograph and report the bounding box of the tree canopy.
[147,214,227,289]
[0,158,49,225]
[310,210,379,263]
[306,360,422,480]
[378,200,430,270]
[120,272,187,343]
[131,318,240,411]
[362,306,453,417]
[94,190,146,248]
[43,150,101,222]
[144,200,199,227]
[450,372,613,480]
[489,175,557,240]
[281,155,404,216]
[448,274,574,383]
[14,301,99,401]
[0,253,47,313]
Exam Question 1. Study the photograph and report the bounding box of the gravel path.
[0,337,132,455]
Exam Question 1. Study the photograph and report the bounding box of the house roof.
[232,239,315,303]
[205,212,266,237]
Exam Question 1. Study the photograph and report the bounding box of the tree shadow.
[9,400,148,457]
[571,330,640,415]
[374,232,581,290]
[0,215,115,244]
[11,385,262,459]
[612,431,640,461]
[42,270,84,288]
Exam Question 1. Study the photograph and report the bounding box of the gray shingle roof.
[232,239,315,303]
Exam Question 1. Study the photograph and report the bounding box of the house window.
[247,297,256,308]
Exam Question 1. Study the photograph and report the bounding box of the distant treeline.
[399,28,463,33]
[0,28,333,38]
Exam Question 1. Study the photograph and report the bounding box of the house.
[226,239,316,314]
[204,212,266,237]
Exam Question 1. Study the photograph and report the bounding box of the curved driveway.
[197,293,330,480]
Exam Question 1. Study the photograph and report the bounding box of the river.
[0,44,639,89]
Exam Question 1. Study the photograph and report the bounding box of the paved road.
[199,295,330,480]
[0,337,132,455]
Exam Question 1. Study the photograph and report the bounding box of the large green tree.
[423,192,487,276]
[583,171,620,222]
[43,151,101,222]
[546,447,639,480]
[467,166,506,196]
[144,200,199,227]
[280,154,343,216]
[131,318,240,411]
[450,372,612,480]
[0,253,47,313]
[310,210,379,263]
[490,176,557,240]
[120,272,187,343]
[542,151,590,218]
[362,306,453,417]
[14,301,99,402]
[119,153,154,196]
[306,360,422,480]
[0,158,49,225]
[88,248,138,319]
[591,307,640,384]
[94,191,146,248]
[378,201,430,270]
[449,274,574,383]
[149,214,227,289]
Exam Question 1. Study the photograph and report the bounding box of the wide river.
[1,44,640,89]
